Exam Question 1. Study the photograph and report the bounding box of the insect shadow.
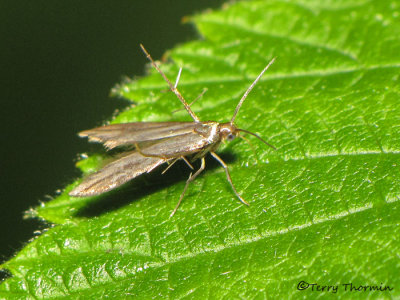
[75,151,236,218]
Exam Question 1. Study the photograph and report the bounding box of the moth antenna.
[172,88,208,114]
[237,129,276,150]
[238,134,259,162]
[230,57,276,124]
[140,44,199,122]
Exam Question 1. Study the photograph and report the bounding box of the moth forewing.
[69,151,168,196]
[70,44,276,217]
[138,133,211,158]
[79,122,203,150]
[69,123,218,197]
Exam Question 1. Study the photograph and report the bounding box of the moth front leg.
[210,152,249,206]
[170,157,206,217]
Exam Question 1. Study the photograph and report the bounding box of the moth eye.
[227,133,235,141]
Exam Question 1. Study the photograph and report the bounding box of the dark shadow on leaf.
[0,269,11,282]
[75,151,236,218]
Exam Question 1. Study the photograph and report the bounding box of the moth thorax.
[219,122,238,141]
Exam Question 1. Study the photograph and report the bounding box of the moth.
[69,45,276,216]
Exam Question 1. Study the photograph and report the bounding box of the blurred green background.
[0,0,225,276]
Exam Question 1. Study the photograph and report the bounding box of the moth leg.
[181,156,194,170]
[161,158,179,175]
[135,143,168,159]
[238,134,259,163]
[174,67,183,88]
[135,142,146,156]
[161,156,194,175]
[210,152,249,206]
[170,157,206,217]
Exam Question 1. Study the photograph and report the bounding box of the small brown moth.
[70,45,276,216]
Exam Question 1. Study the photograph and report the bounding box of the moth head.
[220,123,238,142]
[220,122,276,149]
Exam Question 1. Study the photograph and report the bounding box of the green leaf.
[2,0,400,298]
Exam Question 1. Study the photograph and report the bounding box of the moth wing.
[79,122,203,150]
[140,125,219,158]
[69,151,168,196]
